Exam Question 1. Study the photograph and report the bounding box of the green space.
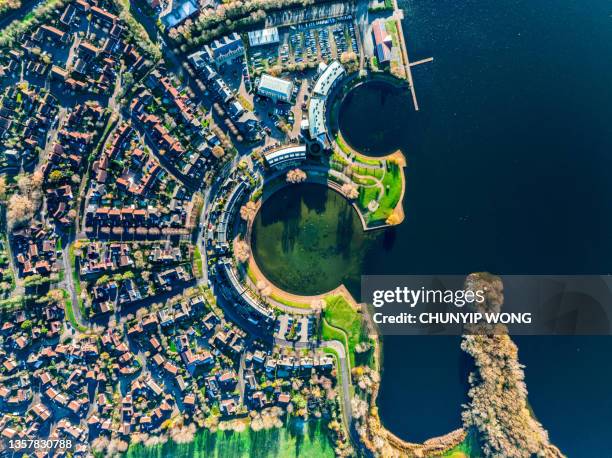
[194,245,203,278]
[352,175,377,186]
[357,186,380,212]
[125,419,334,458]
[369,161,402,222]
[334,134,353,156]
[63,289,87,332]
[322,295,367,368]
[321,319,348,356]
[268,292,311,310]
[353,155,381,167]
[351,164,384,179]
[69,244,86,317]
[443,432,482,458]
[385,19,400,48]
[113,0,161,60]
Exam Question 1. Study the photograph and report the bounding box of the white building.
[307,60,346,148]
[248,27,280,47]
[257,74,294,103]
[263,145,307,169]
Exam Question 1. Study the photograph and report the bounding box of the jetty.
[391,0,433,111]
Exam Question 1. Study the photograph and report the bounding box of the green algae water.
[126,420,334,458]
[251,183,380,295]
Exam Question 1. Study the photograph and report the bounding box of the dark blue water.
[340,0,612,456]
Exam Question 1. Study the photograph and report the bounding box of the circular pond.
[338,80,412,156]
[250,183,378,295]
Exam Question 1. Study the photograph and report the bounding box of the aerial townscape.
[0,0,586,456]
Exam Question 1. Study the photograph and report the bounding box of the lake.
[253,0,612,455]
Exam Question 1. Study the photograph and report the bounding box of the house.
[204,33,244,67]
[372,20,393,64]
[220,397,237,415]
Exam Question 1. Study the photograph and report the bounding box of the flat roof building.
[263,145,307,169]
[312,60,345,97]
[307,60,346,148]
[248,27,280,47]
[160,0,198,29]
[257,74,294,102]
[308,98,327,145]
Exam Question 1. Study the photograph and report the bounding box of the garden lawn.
[370,161,402,222]
[323,295,364,367]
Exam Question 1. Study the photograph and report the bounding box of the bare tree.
[286,168,307,184]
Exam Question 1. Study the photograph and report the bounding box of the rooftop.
[248,27,280,47]
[160,0,198,29]
[312,60,345,97]
[258,74,294,99]
[263,145,307,167]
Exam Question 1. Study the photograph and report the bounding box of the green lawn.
[245,264,258,284]
[69,245,86,317]
[126,419,335,458]
[194,245,204,278]
[352,175,377,186]
[385,19,400,48]
[357,186,380,212]
[352,164,384,179]
[65,297,87,332]
[353,155,381,167]
[335,134,353,155]
[370,161,402,222]
[321,319,349,352]
[323,295,365,368]
[269,292,311,310]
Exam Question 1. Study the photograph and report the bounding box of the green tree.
[48,170,64,184]
[96,274,111,286]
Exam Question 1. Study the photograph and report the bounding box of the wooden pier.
[391,0,433,111]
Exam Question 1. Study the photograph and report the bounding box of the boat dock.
[391,0,433,111]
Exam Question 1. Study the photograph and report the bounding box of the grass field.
[68,244,86,317]
[353,155,381,167]
[322,295,365,368]
[194,245,203,278]
[370,161,402,222]
[125,419,334,458]
[269,292,311,310]
[335,134,353,156]
[357,186,380,212]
